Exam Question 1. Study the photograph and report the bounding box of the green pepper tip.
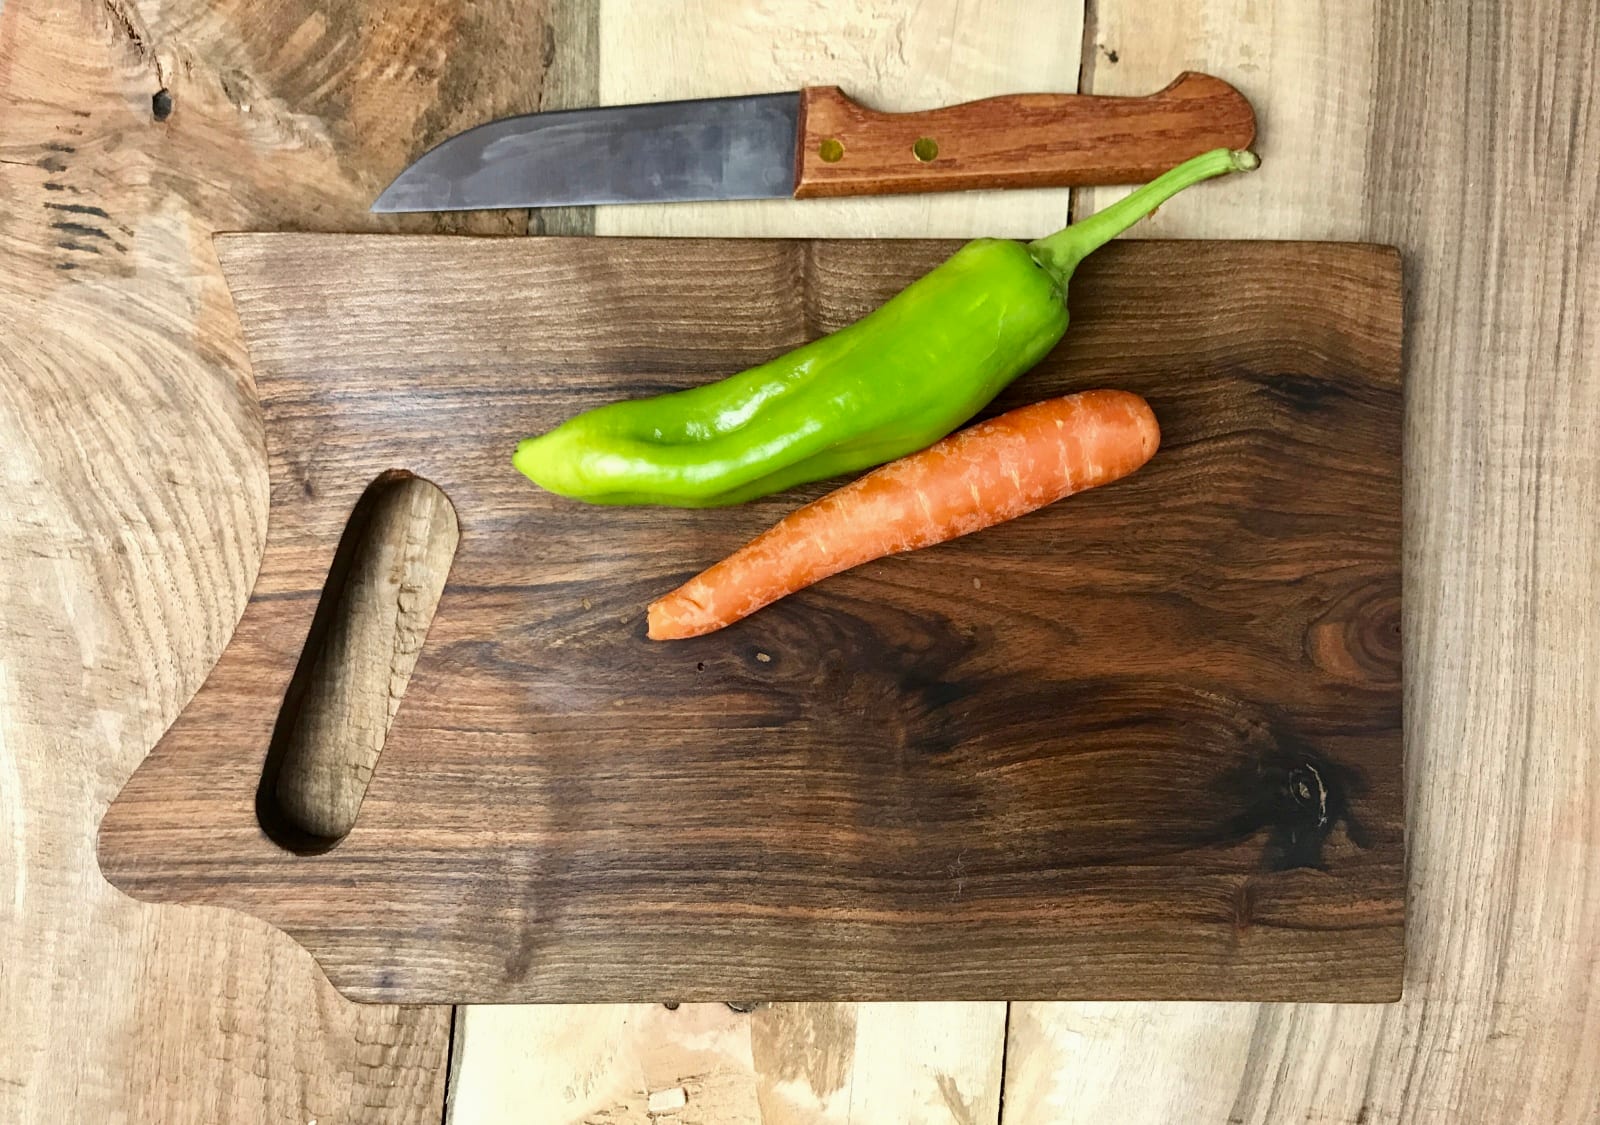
[512,435,543,482]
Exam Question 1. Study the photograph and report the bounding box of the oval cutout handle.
[258,471,458,851]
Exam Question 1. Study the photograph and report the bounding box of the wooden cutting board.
[97,234,1405,1004]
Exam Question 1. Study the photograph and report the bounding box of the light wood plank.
[449,1005,767,1124]
[452,1002,1006,1124]
[1003,1004,1259,1123]
[841,1003,1006,1124]
[593,0,1084,239]
[0,0,570,1119]
[1005,1,1600,1122]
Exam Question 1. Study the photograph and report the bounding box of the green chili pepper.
[514,148,1258,507]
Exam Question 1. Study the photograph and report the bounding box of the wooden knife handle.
[793,72,1256,199]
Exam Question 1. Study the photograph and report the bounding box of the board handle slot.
[256,470,459,853]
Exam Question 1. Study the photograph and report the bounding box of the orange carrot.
[647,389,1160,640]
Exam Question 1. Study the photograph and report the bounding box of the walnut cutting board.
[97,235,1405,1004]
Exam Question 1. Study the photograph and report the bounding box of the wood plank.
[1004,1,1600,1122]
[98,233,1405,1005]
[450,1002,1006,1123]
[459,3,1085,1117]
[1003,1003,1258,1123]
[0,0,579,1119]
[592,0,1085,239]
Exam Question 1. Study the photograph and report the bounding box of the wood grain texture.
[0,0,590,1120]
[793,73,1255,198]
[593,0,1085,238]
[450,1001,1005,1124]
[1002,1,1600,1123]
[95,234,1405,1005]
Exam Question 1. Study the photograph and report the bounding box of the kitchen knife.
[372,72,1255,212]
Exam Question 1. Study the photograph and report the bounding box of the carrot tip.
[646,599,694,641]
[646,605,668,640]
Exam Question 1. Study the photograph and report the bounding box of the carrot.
[647,388,1160,640]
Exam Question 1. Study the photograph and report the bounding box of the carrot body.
[647,389,1160,640]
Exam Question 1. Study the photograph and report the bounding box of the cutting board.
[98,234,1405,1004]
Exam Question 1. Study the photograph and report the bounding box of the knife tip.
[369,175,425,213]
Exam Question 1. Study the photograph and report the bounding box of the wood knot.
[1288,764,1329,828]
[1306,578,1401,688]
[1214,737,1368,871]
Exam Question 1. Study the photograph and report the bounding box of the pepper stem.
[1028,148,1260,290]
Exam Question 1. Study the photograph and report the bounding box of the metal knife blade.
[371,92,801,212]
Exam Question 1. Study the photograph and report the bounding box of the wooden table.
[1,1,1594,1122]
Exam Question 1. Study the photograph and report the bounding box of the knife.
[372,72,1255,212]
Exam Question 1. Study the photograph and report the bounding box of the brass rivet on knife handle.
[792,72,1256,199]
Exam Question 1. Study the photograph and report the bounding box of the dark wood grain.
[794,72,1255,198]
[96,234,1404,1004]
